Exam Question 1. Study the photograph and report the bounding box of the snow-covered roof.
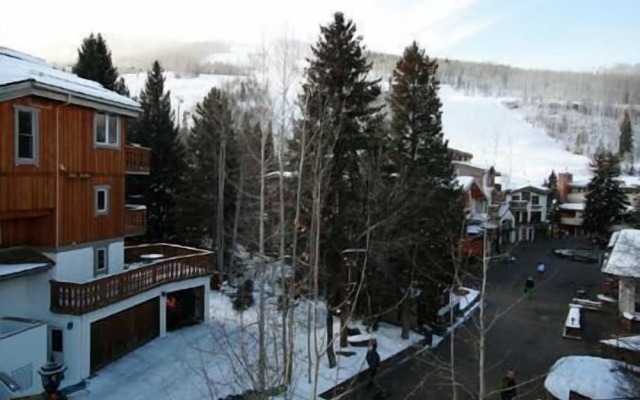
[454,176,475,191]
[0,263,49,280]
[545,356,633,400]
[617,175,640,188]
[505,182,549,193]
[602,229,640,278]
[0,248,54,281]
[0,47,140,116]
[559,202,585,211]
[600,335,640,352]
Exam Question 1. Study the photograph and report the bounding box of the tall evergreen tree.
[134,61,186,241]
[72,33,128,95]
[545,170,560,225]
[619,110,633,162]
[583,151,628,236]
[177,88,238,265]
[384,42,463,333]
[289,12,384,366]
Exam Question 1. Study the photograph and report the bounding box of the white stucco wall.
[45,239,125,282]
[1,255,210,386]
[0,322,47,397]
[0,272,51,318]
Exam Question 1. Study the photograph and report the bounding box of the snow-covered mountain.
[123,65,590,187]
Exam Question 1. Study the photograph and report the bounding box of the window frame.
[94,185,110,215]
[14,106,39,165]
[93,112,120,148]
[94,247,108,276]
[531,195,540,205]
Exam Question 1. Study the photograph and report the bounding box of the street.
[346,238,612,400]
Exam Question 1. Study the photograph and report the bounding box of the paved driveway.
[346,238,614,400]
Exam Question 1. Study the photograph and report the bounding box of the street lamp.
[38,357,67,399]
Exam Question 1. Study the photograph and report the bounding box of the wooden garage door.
[90,297,159,373]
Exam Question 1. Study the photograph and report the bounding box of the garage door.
[90,298,159,373]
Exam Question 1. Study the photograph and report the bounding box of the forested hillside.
[370,52,640,160]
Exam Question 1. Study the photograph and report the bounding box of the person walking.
[524,277,535,300]
[500,370,517,400]
[366,339,386,397]
[537,261,546,279]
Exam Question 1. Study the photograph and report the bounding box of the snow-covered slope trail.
[440,85,590,187]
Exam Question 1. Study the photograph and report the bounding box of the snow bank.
[544,356,632,400]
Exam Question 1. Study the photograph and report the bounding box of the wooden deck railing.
[51,245,214,315]
[125,206,147,237]
[125,145,151,175]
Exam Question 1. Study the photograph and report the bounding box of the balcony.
[561,216,584,226]
[125,205,147,237]
[50,244,214,315]
[509,200,528,211]
[125,145,151,175]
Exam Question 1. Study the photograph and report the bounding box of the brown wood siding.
[90,298,159,373]
[0,95,127,247]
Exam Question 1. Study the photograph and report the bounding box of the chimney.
[557,172,573,203]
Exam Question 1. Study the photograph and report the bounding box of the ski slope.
[121,69,590,187]
[122,72,243,123]
[439,86,591,187]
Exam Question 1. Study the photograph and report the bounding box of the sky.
[0,0,638,71]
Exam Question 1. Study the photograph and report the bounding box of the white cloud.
[0,0,493,60]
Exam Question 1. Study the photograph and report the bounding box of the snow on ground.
[440,86,591,187]
[601,335,640,352]
[81,287,479,400]
[544,356,634,400]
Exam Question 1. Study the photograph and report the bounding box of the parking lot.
[346,237,616,400]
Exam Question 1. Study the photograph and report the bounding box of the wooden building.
[0,48,213,396]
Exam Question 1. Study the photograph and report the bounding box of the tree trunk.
[326,309,337,368]
[216,135,226,275]
[231,162,244,275]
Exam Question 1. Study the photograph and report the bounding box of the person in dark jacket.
[500,370,517,400]
[524,277,535,300]
[366,339,381,391]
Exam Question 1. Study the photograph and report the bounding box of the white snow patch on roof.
[454,176,475,191]
[0,263,49,278]
[602,229,640,278]
[0,47,139,109]
[617,175,640,187]
[601,335,640,352]
[559,203,585,211]
[544,356,632,400]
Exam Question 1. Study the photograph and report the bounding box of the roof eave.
[0,263,52,282]
[0,80,141,117]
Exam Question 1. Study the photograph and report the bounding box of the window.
[51,329,63,352]
[521,191,531,201]
[94,112,120,146]
[94,186,110,215]
[94,248,108,275]
[15,107,38,164]
[532,195,540,205]
[512,195,520,201]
